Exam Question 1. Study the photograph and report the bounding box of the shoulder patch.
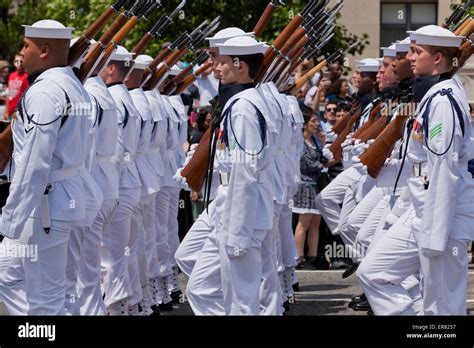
[429,122,443,141]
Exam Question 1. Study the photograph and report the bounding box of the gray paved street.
[1,265,473,316]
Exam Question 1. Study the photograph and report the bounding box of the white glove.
[184,143,198,167]
[341,138,352,148]
[352,142,369,157]
[342,145,354,168]
[352,156,368,176]
[326,131,337,143]
[420,248,443,258]
[173,168,190,191]
[323,145,334,161]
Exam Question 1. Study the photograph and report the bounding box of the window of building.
[380,2,437,50]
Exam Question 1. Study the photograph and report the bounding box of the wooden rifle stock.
[351,101,382,140]
[175,62,212,95]
[78,12,130,81]
[360,114,408,178]
[181,127,212,191]
[68,6,117,65]
[147,48,188,89]
[329,108,362,161]
[357,114,388,143]
[142,47,173,82]
[94,16,140,73]
[253,2,278,37]
[454,16,472,35]
[289,60,327,95]
[163,63,194,95]
[132,32,154,55]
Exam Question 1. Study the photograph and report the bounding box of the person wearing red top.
[4,55,28,119]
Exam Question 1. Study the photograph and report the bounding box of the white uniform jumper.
[102,82,141,314]
[0,67,90,315]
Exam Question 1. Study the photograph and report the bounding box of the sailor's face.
[208,48,220,78]
[380,57,397,89]
[20,37,43,74]
[216,55,239,85]
[409,43,435,77]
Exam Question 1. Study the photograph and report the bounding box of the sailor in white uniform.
[0,20,91,315]
[357,26,474,315]
[174,28,255,282]
[126,54,161,315]
[99,46,142,315]
[76,47,120,315]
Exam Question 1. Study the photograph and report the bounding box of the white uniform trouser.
[346,187,386,262]
[278,201,298,268]
[356,209,421,315]
[154,189,173,278]
[129,197,146,306]
[145,193,160,280]
[101,187,140,307]
[167,187,181,269]
[0,217,76,315]
[175,204,215,278]
[219,228,277,315]
[65,226,85,315]
[77,198,117,315]
[186,229,225,315]
[315,167,360,235]
[420,239,469,315]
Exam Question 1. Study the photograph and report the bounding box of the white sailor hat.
[137,54,153,66]
[395,37,411,53]
[407,25,463,48]
[133,55,151,70]
[169,64,181,76]
[381,43,397,58]
[216,36,267,56]
[110,45,135,62]
[23,20,75,40]
[355,58,381,72]
[207,27,254,48]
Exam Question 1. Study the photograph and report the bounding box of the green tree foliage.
[1,0,370,65]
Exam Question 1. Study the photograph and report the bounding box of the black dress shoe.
[292,282,300,292]
[342,263,359,279]
[159,301,173,312]
[150,305,161,316]
[352,300,372,312]
[367,309,375,316]
[311,255,330,270]
[283,300,290,311]
[170,290,183,304]
[348,293,366,309]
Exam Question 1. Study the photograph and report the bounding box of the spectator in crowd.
[0,63,10,117]
[335,102,351,124]
[293,105,329,269]
[327,78,353,104]
[320,101,338,134]
[4,54,28,120]
[327,61,343,82]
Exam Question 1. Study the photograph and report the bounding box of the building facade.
[335,0,474,103]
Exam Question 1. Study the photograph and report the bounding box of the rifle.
[360,99,413,178]
[253,0,286,37]
[174,62,213,95]
[181,0,287,192]
[68,0,133,66]
[256,0,327,81]
[443,0,472,29]
[78,0,160,82]
[131,0,187,56]
[145,17,220,90]
[287,47,345,95]
[328,107,363,161]
[351,97,383,140]
[163,52,209,95]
